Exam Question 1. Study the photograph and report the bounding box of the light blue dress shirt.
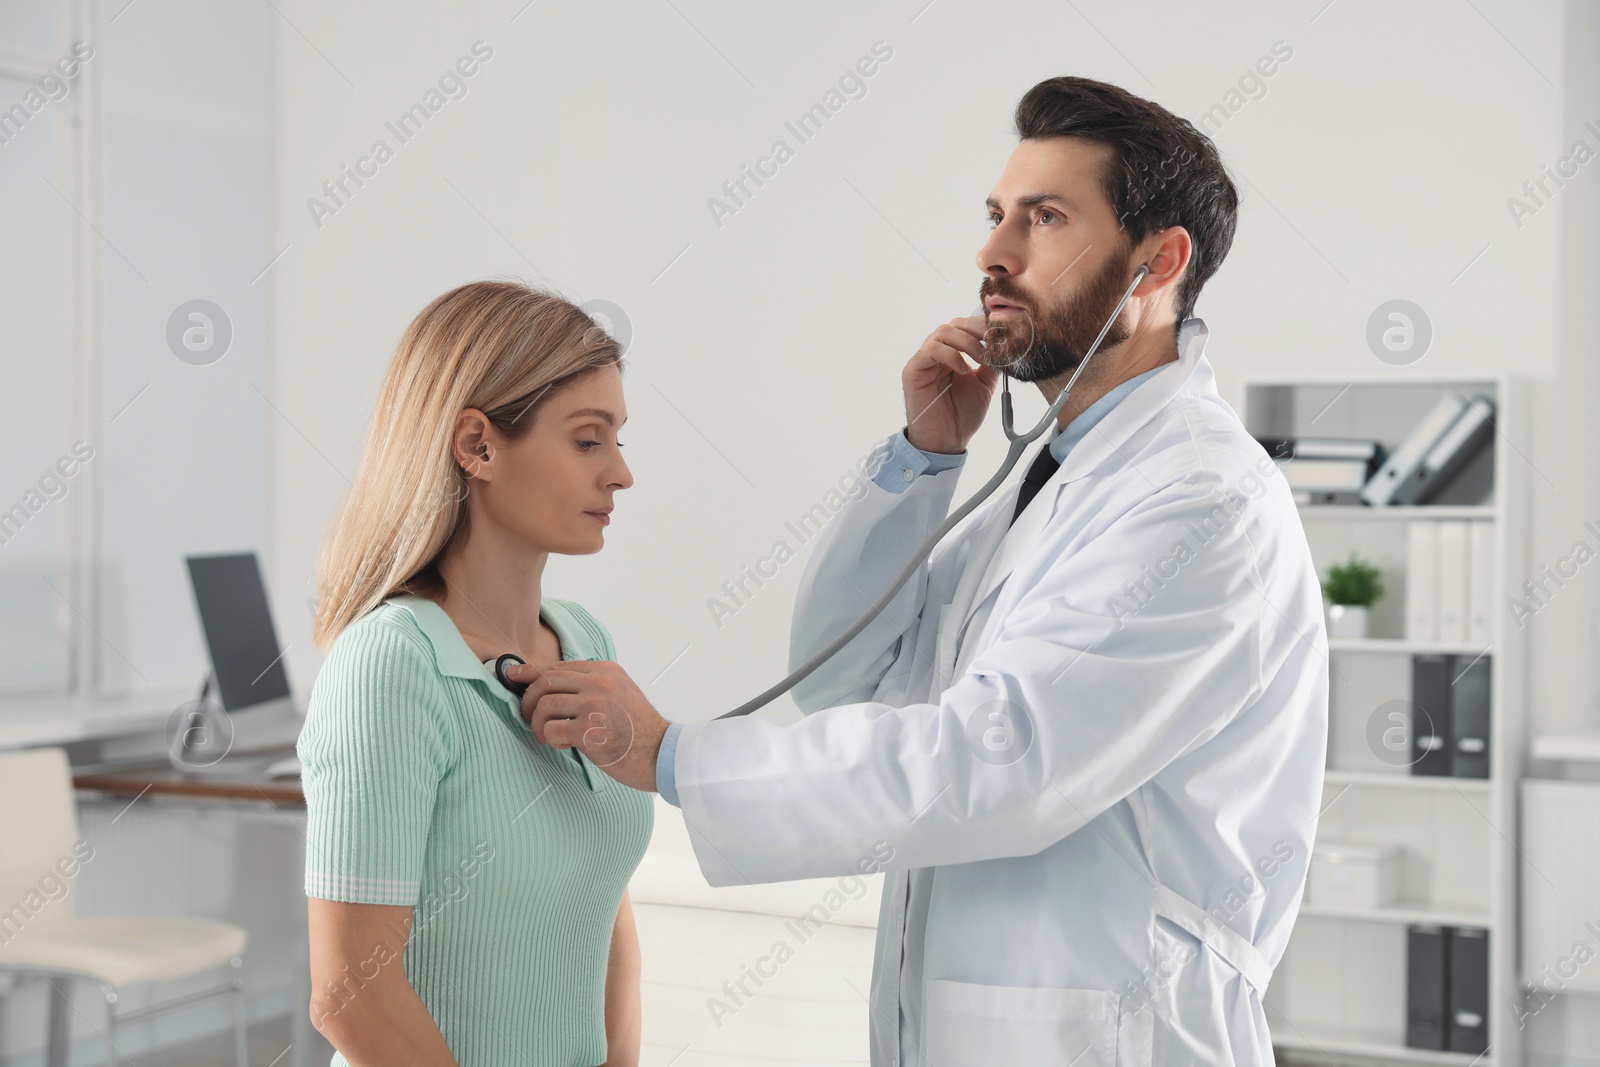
[654,364,1168,805]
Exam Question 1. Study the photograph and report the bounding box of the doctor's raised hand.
[901,313,998,454]
[517,660,667,793]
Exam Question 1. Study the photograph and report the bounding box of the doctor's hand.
[514,661,668,794]
[902,314,999,455]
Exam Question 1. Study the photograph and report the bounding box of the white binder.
[1436,521,1469,644]
[1468,522,1494,646]
[1361,395,1467,507]
[1406,521,1438,642]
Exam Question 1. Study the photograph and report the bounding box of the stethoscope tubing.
[484,267,1151,722]
[714,264,1150,719]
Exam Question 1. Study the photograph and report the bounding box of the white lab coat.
[671,317,1328,1066]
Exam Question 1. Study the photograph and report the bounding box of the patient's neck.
[432,526,551,661]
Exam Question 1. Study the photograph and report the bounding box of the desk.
[73,762,304,806]
[72,754,326,1067]
[0,685,193,750]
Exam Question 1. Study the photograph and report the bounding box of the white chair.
[0,747,249,1067]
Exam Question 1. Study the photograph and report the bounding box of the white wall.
[0,2,289,1059]
[1521,4,1600,1060]
[1529,0,1600,741]
[263,1,1598,1061]
[268,0,1574,721]
[94,0,272,691]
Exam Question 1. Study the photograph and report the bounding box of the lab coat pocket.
[922,978,1149,1067]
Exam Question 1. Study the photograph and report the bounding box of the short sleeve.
[298,619,457,906]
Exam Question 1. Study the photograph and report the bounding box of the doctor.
[523,74,1328,1066]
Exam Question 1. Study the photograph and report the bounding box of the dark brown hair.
[1014,76,1238,322]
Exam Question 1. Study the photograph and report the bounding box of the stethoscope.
[487,264,1150,719]
[486,653,533,699]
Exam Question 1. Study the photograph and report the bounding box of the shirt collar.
[387,592,579,679]
[385,592,605,785]
[1047,363,1164,464]
[386,593,495,682]
[1043,315,1206,464]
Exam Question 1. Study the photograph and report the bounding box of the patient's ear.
[452,408,496,480]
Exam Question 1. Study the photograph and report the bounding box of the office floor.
[126,1014,321,1067]
[107,897,874,1067]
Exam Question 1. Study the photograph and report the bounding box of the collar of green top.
[386,592,575,683]
[384,594,606,788]
[385,593,502,684]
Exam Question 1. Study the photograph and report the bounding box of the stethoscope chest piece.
[485,653,529,697]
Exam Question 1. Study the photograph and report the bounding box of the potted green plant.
[1323,553,1385,639]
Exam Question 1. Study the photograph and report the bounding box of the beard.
[978,250,1135,383]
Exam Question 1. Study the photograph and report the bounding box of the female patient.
[299,280,651,1067]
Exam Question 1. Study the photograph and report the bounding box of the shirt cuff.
[869,427,966,494]
[656,721,683,806]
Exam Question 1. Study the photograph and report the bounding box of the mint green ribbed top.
[299,592,653,1067]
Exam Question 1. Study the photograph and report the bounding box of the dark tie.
[1009,441,1063,527]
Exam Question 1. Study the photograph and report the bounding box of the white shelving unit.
[1243,376,1530,1067]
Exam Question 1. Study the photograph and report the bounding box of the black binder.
[1361,393,1495,507]
[1452,658,1492,779]
[1449,927,1490,1054]
[1407,924,1451,1050]
[1410,656,1453,776]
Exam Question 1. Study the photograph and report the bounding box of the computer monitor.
[182,552,301,761]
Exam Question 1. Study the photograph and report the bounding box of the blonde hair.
[311,280,624,649]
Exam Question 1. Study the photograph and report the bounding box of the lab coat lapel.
[935,489,1015,684]
[958,430,1063,642]
[951,319,1213,651]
